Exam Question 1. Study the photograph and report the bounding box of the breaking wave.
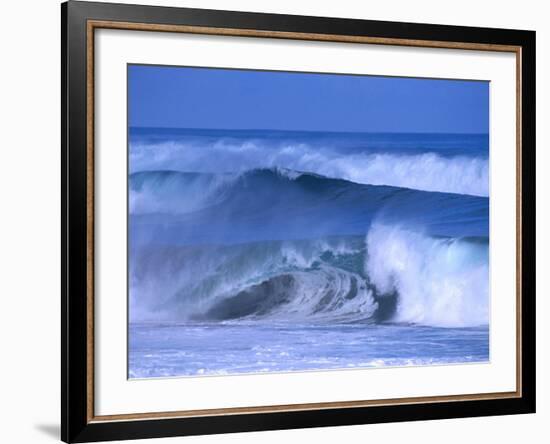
[130,133,488,196]
[129,237,376,323]
[129,166,489,328]
[130,229,488,328]
[129,168,489,247]
[366,224,489,327]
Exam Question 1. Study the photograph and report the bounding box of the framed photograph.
[61,1,536,442]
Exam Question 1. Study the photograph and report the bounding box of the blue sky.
[128,64,489,134]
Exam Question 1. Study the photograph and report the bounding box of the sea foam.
[130,138,488,196]
[365,224,489,327]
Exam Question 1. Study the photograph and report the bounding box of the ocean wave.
[129,170,236,214]
[365,224,489,327]
[130,227,488,328]
[130,139,488,196]
[200,267,377,323]
[129,168,489,247]
[129,237,372,323]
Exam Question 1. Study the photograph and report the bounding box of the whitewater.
[130,128,489,196]
[128,128,490,378]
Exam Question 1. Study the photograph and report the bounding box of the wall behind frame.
[0,0,546,443]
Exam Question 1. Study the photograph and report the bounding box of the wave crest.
[365,224,489,327]
[130,226,489,328]
[130,139,488,196]
[129,237,373,323]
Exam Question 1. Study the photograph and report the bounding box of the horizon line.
[129,126,489,136]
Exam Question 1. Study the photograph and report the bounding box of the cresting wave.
[130,168,306,215]
[129,164,489,328]
[129,170,236,214]
[129,168,489,247]
[129,237,376,324]
[130,228,488,328]
[366,225,489,327]
[130,138,489,196]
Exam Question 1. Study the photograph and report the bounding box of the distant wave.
[130,139,489,196]
[129,168,489,247]
[130,170,236,214]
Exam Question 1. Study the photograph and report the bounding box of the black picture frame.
[62,1,536,442]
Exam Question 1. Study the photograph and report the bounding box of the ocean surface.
[128,128,490,378]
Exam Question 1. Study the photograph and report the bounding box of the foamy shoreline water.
[129,322,489,378]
